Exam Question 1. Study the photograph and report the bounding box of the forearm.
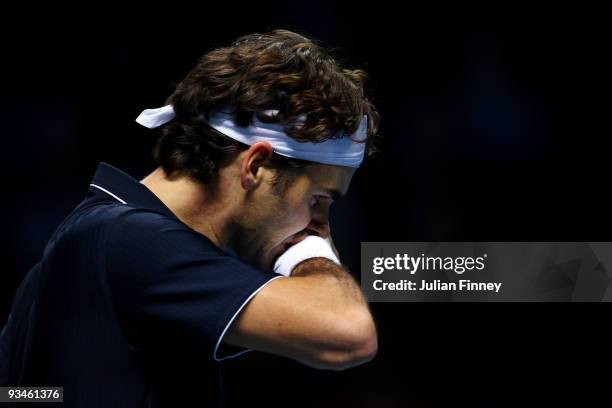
[291,257,369,310]
[288,258,376,368]
[226,256,377,370]
[225,236,377,369]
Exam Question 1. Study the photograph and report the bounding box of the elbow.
[341,312,378,369]
[335,323,378,371]
[309,309,378,371]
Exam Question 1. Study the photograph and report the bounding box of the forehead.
[304,164,356,196]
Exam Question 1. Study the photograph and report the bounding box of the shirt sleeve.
[103,208,284,362]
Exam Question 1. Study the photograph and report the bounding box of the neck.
[140,166,236,250]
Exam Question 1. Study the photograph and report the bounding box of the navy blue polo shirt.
[0,162,284,407]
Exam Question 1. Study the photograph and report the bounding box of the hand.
[273,235,340,276]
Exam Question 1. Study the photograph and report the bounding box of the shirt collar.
[89,162,178,220]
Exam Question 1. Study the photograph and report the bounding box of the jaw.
[229,231,281,271]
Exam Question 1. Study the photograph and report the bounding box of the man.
[0,29,381,407]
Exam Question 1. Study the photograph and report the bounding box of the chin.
[243,242,287,272]
[264,243,287,271]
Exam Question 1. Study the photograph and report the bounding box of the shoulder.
[101,205,221,263]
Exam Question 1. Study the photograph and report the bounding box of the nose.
[305,218,331,239]
[285,219,331,247]
[307,203,332,239]
[285,230,311,245]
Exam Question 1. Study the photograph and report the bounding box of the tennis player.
[0,29,381,407]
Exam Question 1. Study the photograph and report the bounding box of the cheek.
[274,202,311,236]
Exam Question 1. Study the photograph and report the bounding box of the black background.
[1,2,610,406]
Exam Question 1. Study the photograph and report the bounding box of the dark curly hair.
[152,29,381,191]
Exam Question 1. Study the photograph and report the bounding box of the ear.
[240,141,274,191]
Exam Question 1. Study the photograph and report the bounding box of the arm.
[223,257,378,371]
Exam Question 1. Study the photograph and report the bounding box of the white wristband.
[273,235,341,277]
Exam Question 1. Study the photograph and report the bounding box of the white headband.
[135,105,367,168]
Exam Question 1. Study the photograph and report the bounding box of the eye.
[311,195,334,208]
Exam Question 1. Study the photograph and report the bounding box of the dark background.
[2,2,610,406]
